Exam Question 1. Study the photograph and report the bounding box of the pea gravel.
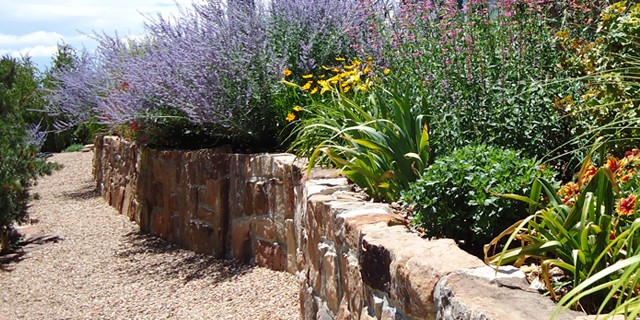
[0,151,300,320]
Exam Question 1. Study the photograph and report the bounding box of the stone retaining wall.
[94,136,589,320]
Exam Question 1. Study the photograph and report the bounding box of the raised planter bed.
[94,135,591,320]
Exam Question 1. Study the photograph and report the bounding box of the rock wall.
[94,136,588,320]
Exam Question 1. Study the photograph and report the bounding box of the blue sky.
[0,0,201,70]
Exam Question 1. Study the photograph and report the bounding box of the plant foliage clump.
[0,56,57,250]
[402,143,556,251]
[486,147,640,317]
[554,2,640,156]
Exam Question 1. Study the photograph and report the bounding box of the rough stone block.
[360,225,484,319]
[151,181,164,207]
[300,284,319,320]
[336,296,352,320]
[169,192,181,212]
[268,178,285,217]
[204,179,228,215]
[305,178,350,197]
[150,207,170,239]
[252,219,277,241]
[360,237,392,293]
[321,244,340,313]
[342,212,396,250]
[169,211,185,246]
[122,184,134,220]
[256,240,286,272]
[434,272,585,320]
[283,179,297,219]
[188,218,223,257]
[285,219,296,274]
[115,186,125,213]
[250,154,274,178]
[230,219,252,263]
[249,180,269,216]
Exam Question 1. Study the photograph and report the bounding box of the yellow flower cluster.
[281,57,387,122]
[281,57,378,96]
[601,1,629,22]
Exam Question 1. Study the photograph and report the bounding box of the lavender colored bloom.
[44,0,374,147]
[26,121,47,150]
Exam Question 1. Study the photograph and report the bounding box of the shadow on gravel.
[62,184,100,201]
[117,231,252,285]
[0,233,63,272]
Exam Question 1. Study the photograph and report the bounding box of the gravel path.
[0,151,300,320]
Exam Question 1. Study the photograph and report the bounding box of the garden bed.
[94,135,593,320]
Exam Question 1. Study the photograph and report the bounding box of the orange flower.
[616,194,637,216]
[580,164,597,185]
[620,170,635,183]
[283,69,292,77]
[606,157,620,173]
[558,182,581,205]
[285,113,295,122]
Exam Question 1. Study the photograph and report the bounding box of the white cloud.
[0,31,64,46]
[0,45,58,58]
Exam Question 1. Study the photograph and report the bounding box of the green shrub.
[62,144,85,153]
[402,144,556,251]
[0,56,57,250]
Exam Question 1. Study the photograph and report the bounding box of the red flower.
[559,182,581,205]
[624,149,640,160]
[606,157,620,173]
[616,194,637,217]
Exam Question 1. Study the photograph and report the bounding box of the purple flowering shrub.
[45,0,371,150]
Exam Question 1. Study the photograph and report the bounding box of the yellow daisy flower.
[285,113,296,122]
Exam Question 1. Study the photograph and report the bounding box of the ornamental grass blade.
[528,178,543,214]
[349,138,383,150]
[485,216,534,265]
[492,192,539,206]
[554,255,640,319]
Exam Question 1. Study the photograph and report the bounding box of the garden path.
[0,151,300,320]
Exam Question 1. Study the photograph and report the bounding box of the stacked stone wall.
[94,136,589,320]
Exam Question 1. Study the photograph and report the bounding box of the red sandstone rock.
[256,240,286,271]
[230,220,252,263]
